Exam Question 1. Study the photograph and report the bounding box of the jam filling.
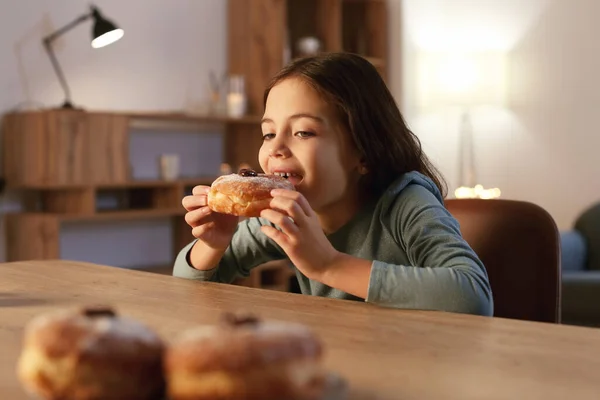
[82,305,116,318]
[238,168,258,177]
[222,312,260,327]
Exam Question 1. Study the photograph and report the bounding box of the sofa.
[560,202,600,326]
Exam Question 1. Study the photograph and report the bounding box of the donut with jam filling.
[207,169,295,217]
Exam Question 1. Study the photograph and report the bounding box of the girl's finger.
[192,221,215,239]
[269,197,306,225]
[270,189,313,216]
[184,207,213,227]
[260,225,291,249]
[260,209,299,238]
[192,185,210,196]
[182,194,208,210]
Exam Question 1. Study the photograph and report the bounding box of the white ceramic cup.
[159,154,180,181]
[227,92,247,118]
[227,75,247,118]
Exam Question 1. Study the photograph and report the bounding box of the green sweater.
[173,171,493,316]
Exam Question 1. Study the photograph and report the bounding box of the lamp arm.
[42,12,92,109]
[43,13,92,44]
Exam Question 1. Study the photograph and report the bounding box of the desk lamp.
[43,5,124,109]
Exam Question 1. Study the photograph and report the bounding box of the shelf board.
[7,177,218,190]
[123,111,262,125]
[97,177,217,189]
[4,109,262,133]
[58,208,185,222]
[7,183,94,190]
[3,109,262,123]
[175,177,218,187]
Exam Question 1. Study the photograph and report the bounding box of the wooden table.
[2,260,600,399]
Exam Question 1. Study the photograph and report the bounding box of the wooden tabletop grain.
[2,260,600,399]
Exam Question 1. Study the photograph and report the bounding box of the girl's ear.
[358,159,369,175]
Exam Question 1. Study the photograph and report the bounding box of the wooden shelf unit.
[1,109,293,292]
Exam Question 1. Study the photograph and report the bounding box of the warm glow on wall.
[455,185,502,200]
[417,52,507,110]
[435,57,479,94]
[416,51,508,200]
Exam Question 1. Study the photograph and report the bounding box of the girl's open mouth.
[272,172,303,187]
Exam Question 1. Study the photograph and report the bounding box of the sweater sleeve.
[172,218,287,283]
[366,185,494,316]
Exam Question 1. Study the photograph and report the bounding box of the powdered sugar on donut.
[93,317,162,344]
[213,173,295,192]
[79,316,163,356]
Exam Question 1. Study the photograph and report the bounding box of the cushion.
[560,230,587,271]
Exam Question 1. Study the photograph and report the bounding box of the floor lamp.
[417,51,507,199]
[43,4,124,109]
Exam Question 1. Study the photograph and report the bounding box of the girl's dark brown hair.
[263,52,447,198]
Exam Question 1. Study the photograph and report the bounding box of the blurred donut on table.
[165,312,347,400]
[17,305,165,400]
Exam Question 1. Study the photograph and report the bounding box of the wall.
[0,0,227,264]
[399,0,600,230]
[1,0,226,113]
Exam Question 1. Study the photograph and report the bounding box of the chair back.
[445,199,561,323]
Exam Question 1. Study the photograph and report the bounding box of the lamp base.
[54,100,84,110]
[61,100,75,109]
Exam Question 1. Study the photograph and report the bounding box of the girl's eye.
[295,131,314,138]
[262,133,275,140]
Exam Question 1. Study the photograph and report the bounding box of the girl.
[174,53,493,316]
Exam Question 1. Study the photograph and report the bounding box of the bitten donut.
[207,169,295,217]
[165,313,346,400]
[17,305,165,400]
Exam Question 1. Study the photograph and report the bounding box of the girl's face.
[259,77,363,215]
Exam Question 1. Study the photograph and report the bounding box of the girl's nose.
[269,136,291,158]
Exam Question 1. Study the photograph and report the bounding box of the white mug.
[227,93,247,118]
[227,75,247,118]
[159,154,180,181]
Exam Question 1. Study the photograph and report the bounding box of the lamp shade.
[416,51,507,110]
[91,7,124,48]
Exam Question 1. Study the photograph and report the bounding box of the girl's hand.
[182,185,239,250]
[259,189,340,281]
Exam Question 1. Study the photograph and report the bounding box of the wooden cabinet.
[3,112,128,187]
